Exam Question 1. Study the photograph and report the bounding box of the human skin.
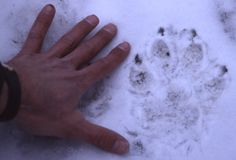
[0,4,130,154]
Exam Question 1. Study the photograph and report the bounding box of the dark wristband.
[0,63,21,122]
[0,63,4,95]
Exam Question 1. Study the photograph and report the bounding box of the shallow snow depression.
[1,0,236,160]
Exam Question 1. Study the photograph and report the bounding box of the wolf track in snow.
[127,26,227,157]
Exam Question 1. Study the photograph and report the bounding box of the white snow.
[0,0,236,160]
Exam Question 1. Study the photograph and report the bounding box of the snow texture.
[1,0,236,160]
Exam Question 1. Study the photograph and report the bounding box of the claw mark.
[191,29,197,38]
[135,54,142,65]
[222,66,228,74]
[158,27,165,36]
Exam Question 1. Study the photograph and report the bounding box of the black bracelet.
[0,63,4,95]
[0,63,21,122]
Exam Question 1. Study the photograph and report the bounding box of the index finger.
[80,42,130,85]
[21,4,55,53]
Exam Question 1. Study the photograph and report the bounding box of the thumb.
[62,112,129,154]
[84,121,130,154]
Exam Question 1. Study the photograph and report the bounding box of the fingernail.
[44,4,54,15]
[118,42,130,51]
[112,140,129,154]
[85,15,99,26]
[103,23,117,34]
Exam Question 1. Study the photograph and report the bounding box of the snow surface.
[0,0,236,159]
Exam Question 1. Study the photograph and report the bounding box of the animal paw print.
[128,26,228,156]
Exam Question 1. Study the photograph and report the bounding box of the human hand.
[8,4,130,154]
